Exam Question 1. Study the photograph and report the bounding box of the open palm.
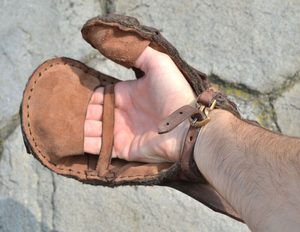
[84,47,195,163]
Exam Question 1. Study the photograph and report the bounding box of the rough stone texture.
[116,0,300,93]
[1,0,300,231]
[274,78,300,137]
[0,127,54,232]
[209,76,279,130]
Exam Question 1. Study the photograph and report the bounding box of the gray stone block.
[0,126,54,232]
[275,80,300,137]
[0,0,102,136]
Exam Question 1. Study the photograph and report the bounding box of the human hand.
[84,47,195,163]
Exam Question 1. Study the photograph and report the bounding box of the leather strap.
[158,105,199,134]
[158,89,219,181]
[96,84,115,176]
[158,89,217,135]
[179,126,204,181]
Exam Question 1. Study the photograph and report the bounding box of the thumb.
[134,46,174,73]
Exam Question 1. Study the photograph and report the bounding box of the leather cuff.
[158,88,223,182]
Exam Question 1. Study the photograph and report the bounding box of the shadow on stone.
[0,198,56,232]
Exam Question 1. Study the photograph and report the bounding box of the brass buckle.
[190,100,217,128]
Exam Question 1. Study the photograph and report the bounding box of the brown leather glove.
[21,14,242,222]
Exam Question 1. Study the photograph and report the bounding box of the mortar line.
[51,173,57,231]
[101,0,116,15]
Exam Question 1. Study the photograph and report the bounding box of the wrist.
[194,109,236,182]
[193,110,275,230]
[193,109,245,213]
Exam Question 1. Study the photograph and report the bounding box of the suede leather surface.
[83,25,150,68]
[23,59,98,162]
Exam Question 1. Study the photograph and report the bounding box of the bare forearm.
[194,110,300,231]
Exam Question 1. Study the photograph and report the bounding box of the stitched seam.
[26,60,98,176]
[26,59,158,179]
[88,173,158,178]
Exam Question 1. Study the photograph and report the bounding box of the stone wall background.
[0,0,299,231]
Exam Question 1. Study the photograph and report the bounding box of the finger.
[86,104,103,120]
[84,137,101,155]
[84,120,102,137]
[89,87,104,104]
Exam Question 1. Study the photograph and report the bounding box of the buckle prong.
[190,99,217,128]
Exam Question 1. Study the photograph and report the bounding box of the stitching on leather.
[26,60,97,176]
[88,173,158,179]
[26,59,158,180]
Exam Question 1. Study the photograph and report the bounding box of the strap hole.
[166,122,170,126]
[189,136,193,141]
[179,112,183,114]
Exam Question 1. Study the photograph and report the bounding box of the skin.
[84,46,194,163]
[84,46,300,231]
